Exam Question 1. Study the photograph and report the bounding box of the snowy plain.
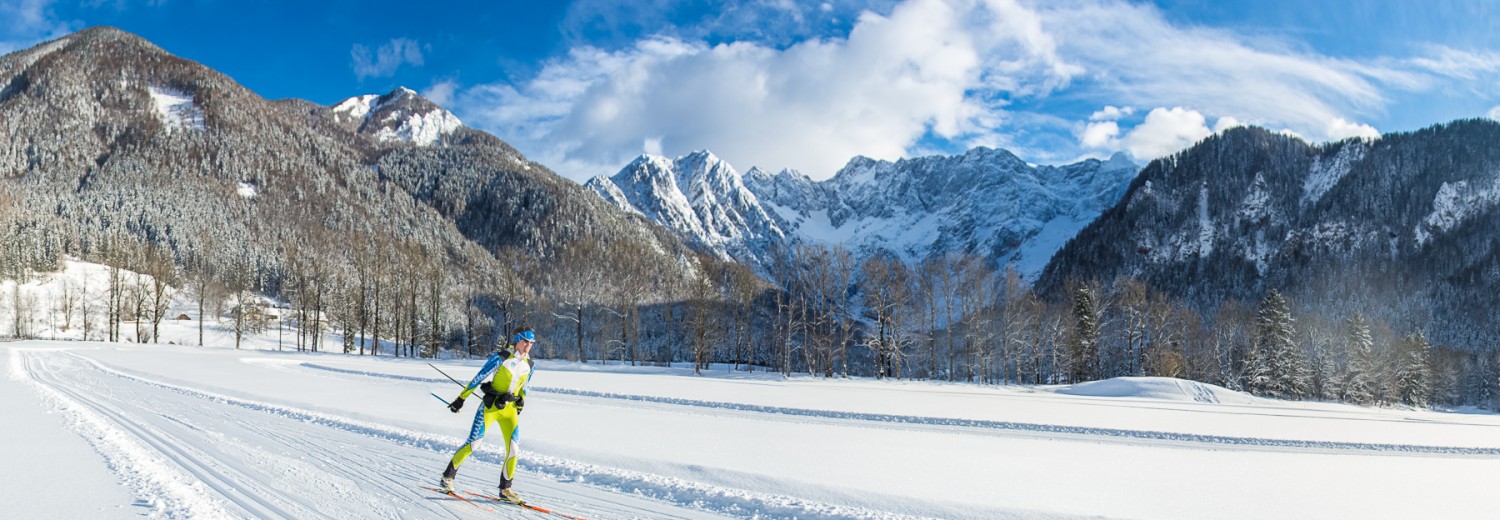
[3,261,1500,519]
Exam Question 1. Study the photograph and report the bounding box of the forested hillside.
[1035,123,1500,408]
[0,27,700,357]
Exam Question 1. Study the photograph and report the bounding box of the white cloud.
[1037,1,1397,145]
[1486,106,1500,121]
[1081,107,1224,160]
[1325,117,1380,141]
[1213,116,1244,133]
[422,80,458,108]
[1080,120,1118,148]
[453,0,1491,181]
[1407,46,1500,82]
[450,0,1084,181]
[1089,105,1131,121]
[0,0,76,54]
[351,38,425,80]
[1119,107,1211,160]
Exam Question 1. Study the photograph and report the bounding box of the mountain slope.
[0,27,690,297]
[1039,122,1500,347]
[588,147,1138,276]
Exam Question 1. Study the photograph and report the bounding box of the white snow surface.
[1416,178,1500,246]
[147,86,205,133]
[331,89,463,146]
[332,94,380,120]
[1008,214,1090,280]
[4,260,1500,519]
[1302,141,1366,207]
[375,109,463,147]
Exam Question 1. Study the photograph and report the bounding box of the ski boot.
[438,463,458,493]
[499,475,523,503]
[498,488,523,504]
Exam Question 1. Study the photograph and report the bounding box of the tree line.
[2,210,1495,411]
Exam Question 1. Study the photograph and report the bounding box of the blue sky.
[4,0,1500,182]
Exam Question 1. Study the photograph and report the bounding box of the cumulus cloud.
[1325,117,1380,140]
[451,0,1487,181]
[351,38,425,80]
[1213,116,1244,133]
[1079,120,1118,148]
[1486,106,1500,121]
[1089,105,1132,121]
[1118,107,1211,160]
[451,0,1084,181]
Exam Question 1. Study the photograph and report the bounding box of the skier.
[439,326,536,503]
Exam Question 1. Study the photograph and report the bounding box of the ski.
[420,485,494,512]
[465,491,589,520]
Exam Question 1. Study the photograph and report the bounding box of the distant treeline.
[3,219,1493,411]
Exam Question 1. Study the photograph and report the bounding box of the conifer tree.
[1069,286,1101,383]
[1342,313,1378,405]
[1252,289,1302,399]
[1395,331,1432,408]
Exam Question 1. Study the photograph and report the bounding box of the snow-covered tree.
[1342,313,1378,405]
[1252,289,1304,399]
[1070,286,1101,383]
[1395,331,1432,408]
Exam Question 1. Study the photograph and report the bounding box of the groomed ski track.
[10,342,1499,520]
[12,349,775,519]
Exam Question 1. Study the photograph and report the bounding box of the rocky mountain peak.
[330,87,462,146]
[591,146,1138,277]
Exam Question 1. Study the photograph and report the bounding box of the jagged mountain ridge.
[1039,122,1500,348]
[588,148,1138,276]
[0,27,691,293]
[330,87,463,146]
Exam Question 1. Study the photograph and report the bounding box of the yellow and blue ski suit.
[448,348,533,484]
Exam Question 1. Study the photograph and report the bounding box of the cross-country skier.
[439,326,536,503]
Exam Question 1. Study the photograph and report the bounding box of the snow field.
[6,340,1499,519]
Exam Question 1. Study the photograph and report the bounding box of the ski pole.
[430,392,452,406]
[429,363,466,388]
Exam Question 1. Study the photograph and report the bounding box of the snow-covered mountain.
[0,26,696,303]
[588,147,1138,278]
[1039,122,1500,348]
[330,87,463,146]
[587,151,788,267]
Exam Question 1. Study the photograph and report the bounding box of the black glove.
[515,395,525,414]
[448,396,465,413]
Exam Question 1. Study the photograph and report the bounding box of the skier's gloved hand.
[448,396,465,413]
[515,396,525,414]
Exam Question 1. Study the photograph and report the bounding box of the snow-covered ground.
[6,337,1500,519]
[4,261,1499,518]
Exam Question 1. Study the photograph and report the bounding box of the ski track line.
[13,350,237,520]
[33,351,480,520]
[26,351,305,519]
[300,362,1500,458]
[61,352,934,520]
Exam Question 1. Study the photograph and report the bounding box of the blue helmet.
[512,329,535,344]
